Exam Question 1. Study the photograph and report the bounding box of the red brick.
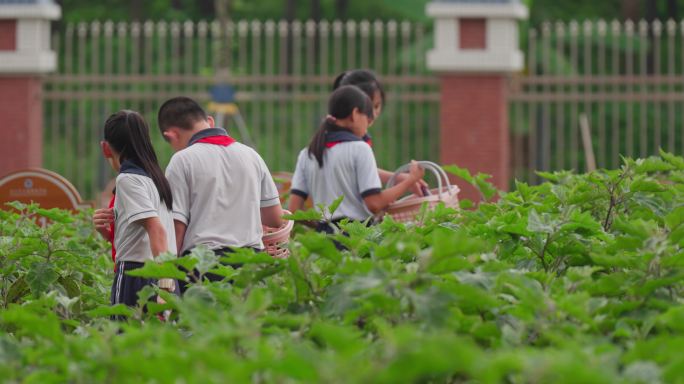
[0,20,16,51]
[439,75,509,202]
[459,19,486,50]
[0,77,44,177]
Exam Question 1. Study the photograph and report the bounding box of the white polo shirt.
[113,161,177,263]
[290,135,382,221]
[165,128,280,254]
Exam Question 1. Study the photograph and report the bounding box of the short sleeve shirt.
[290,142,382,221]
[113,172,177,263]
[166,138,280,254]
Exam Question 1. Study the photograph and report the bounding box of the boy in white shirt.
[158,97,283,292]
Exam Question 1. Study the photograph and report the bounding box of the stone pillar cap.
[0,0,61,20]
[427,0,528,19]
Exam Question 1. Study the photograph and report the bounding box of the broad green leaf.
[629,177,666,193]
[125,262,186,280]
[443,164,474,184]
[634,157,675,174]
[283,209,323,221]
[664,206,684,231]
[25,262,59,295]
[527,209,555,234]
[5,276,29,304]
[87,304,135,318]
[660,149,684,169]
[328,195,344,216]
[188,246,219,275]
[35,208,75,224]
[474,173,498,201]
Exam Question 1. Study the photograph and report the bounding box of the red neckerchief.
[196,135,236,146]
[109,194,117,270]
[326,132,373,149]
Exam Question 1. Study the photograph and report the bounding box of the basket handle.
[386,160,453,195]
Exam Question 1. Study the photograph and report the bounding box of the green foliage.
[3,153,684,382]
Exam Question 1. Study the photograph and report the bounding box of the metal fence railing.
[510,19,684,183]
[44,20,440,199]
[46,18,684,198]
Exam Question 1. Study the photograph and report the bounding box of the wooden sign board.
[0,168,89,211]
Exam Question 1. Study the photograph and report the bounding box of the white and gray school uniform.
[111,160,177,309]
[290,131,382,221]
[165,128,280,254]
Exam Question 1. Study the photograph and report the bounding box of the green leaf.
[298,232,341,263]
[221,249,276,264]
[309,321,365,355]
[561,210,603,234]
[283,209,323,221]
[87,304,135,318]
[527,209,555,234]
[443,164,474,184]
[634,157,675,173]
[25,262,59,295]
[629,177,666,193]
[187,246,220,275]
[35,208,75,224]
[125,262,186,280]
[328,195,344,216]
[665,206,684,231]
[5,276,30,304]
[459,199,474,210]
[659,149,684,169]
[474,173,498,201]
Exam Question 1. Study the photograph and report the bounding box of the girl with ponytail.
[95,110,177,315]
[333,69,428,196]
[288,86,424,232]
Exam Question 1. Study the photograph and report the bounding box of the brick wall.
[459,18,486,50]
[0,77,43,177]
[0,20,16,50]
[439,75,509,202]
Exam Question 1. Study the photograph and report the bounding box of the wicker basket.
[384,161,460,224]
[262,210,294,258]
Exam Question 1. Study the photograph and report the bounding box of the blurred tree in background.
[54,0,684,23]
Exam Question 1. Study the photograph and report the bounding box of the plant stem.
[538,233,551,272]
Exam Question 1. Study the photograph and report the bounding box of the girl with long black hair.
[95,110,177,313]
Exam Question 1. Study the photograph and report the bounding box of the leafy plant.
[2,153,684,382]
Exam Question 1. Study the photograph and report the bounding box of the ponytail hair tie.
[325,114,337,122]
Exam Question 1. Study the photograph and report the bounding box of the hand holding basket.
[383,161,460,223]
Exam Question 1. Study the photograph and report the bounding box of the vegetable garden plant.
[2,151,684,383]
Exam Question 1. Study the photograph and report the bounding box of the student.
[333,69,428,196]
[96,110,177,314]
[158,97,283,291]
[288,85,424,231]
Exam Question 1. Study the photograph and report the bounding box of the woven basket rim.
[387,187,459,211]
[262,210,294,242]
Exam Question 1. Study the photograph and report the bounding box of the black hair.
[157,96,208,132]
[308,85,374,168]
[104,110,173,210]
[332,69,386,105]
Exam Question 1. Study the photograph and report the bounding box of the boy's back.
[166,139,280,254]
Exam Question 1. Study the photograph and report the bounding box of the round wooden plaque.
[0,168,88,211]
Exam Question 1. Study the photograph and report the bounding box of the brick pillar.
[426,0,527,202]
[440,75,509,196]
[0,77,44,176]
[0,1,61,177]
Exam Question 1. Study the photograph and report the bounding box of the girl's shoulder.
[115,172,153,190]
[334,141,375,155]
